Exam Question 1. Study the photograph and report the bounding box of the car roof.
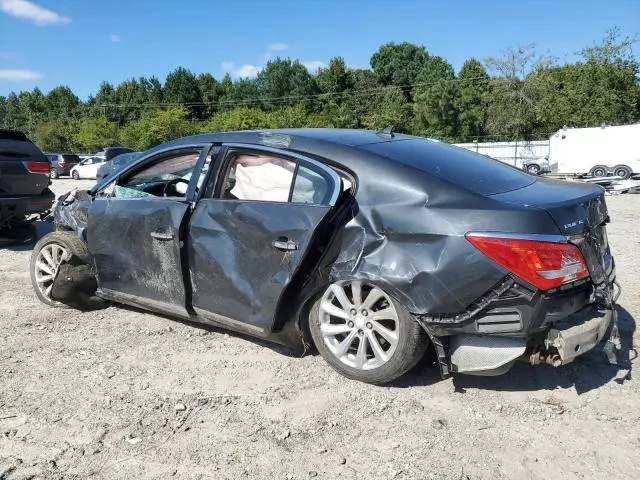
[147,128,424,174]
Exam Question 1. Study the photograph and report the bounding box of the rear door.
[187,143,342,333]
[87,144,211,317]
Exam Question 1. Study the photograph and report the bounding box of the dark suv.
[0,129,54,233]
[46,153,81,178]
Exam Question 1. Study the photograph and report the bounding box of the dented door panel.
[188,200,332,331]
[88,198,190,316]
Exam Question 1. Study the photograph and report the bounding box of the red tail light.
[24,161,51,174]
[466,234,590,290]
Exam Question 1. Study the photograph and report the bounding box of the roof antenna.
[376,125,395,139]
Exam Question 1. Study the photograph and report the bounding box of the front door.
[87,144,211,317]
[187,143,342,333]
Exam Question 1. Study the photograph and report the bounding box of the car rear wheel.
[72,170,80,180]
[613,165,632,180]
[309,280,428,384]
[589,165,608,178]
[50,169,58,179]
[30,231,88,307]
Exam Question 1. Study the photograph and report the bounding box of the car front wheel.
[72,170,80,180]
[50,169,59,179]
[309,280,428,384]
[30,231,88,307]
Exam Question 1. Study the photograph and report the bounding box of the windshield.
[361,139,536,196]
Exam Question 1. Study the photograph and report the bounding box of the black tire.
[526,164,541,175]
[72,170,80,180]
[589,165,607,178]
[50,169,59,179]
[308,282,429,384]
[613,165,632,180]
[30,231,88,308]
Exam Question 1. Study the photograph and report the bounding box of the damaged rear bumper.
[448,304,613,376]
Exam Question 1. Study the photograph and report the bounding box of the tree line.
[0,28,638,153]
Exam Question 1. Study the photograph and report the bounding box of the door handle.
[150,231,174,241]
[272,238,298,251]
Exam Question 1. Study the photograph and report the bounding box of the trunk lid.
[0,131,50,197]
[490,177,613,285]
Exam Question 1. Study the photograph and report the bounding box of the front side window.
[116,149,200,199]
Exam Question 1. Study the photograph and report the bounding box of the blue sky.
[0,0,638,98]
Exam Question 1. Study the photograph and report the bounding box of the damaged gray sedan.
[30,129,621,384]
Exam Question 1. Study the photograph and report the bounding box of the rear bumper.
[543,305,611,364]
[0,189,55,221]
[449,303,613,375]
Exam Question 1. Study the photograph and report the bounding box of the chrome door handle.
[150,231,173,240]
[272,238,298,251]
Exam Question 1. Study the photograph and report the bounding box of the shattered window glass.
[118,150,200,198]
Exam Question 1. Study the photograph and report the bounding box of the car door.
[88,158,106,179]
[87,144,211,318]
[76,158,91,178]
[187,143,342,334]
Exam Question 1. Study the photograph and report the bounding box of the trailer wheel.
[526,164,541,175]
[589,165,607,178]
[613,165,632,180]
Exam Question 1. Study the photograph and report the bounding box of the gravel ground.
[1,178,638,480]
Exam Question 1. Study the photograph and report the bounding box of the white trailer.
[548,124,640,179]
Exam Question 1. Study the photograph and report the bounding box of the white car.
[70,156,107,180]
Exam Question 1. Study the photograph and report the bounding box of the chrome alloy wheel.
[34,243,69,301]
[318,281,400,370]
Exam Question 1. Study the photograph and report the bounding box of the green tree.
[412,56,458,138]
[45,86,80,122]
[163,67,202,117]
[202,107,271,132]
[197,73,220,117]
[256,58,318,110]
[120,107,197,150]
[455,59,490,140]
[362,86,412,132]
[344,69,379,128]
[34,121,71,151]
[1,93,27,131]
[483,45,552,139]
[370,42,429,99]
[71,115,118,151]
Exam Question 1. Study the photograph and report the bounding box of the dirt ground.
[1,178,639,480]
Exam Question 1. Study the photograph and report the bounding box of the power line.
[98,76,491,109]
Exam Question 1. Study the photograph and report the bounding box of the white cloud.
[0,0,70,26]
[222,61,261,79]
[302,60,326,73]
[0,69,43,80]
[267,43,288,52]
[110,34,121,42]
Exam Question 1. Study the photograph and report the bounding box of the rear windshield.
[62,154,80,162]
[0,137,45,160]
[361,139,535,195]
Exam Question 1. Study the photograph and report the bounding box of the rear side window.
[362,139,535,195]
[62,154,80,163]
[223,153,296,202]
[220,150,336,205]
[292,165,332,204]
